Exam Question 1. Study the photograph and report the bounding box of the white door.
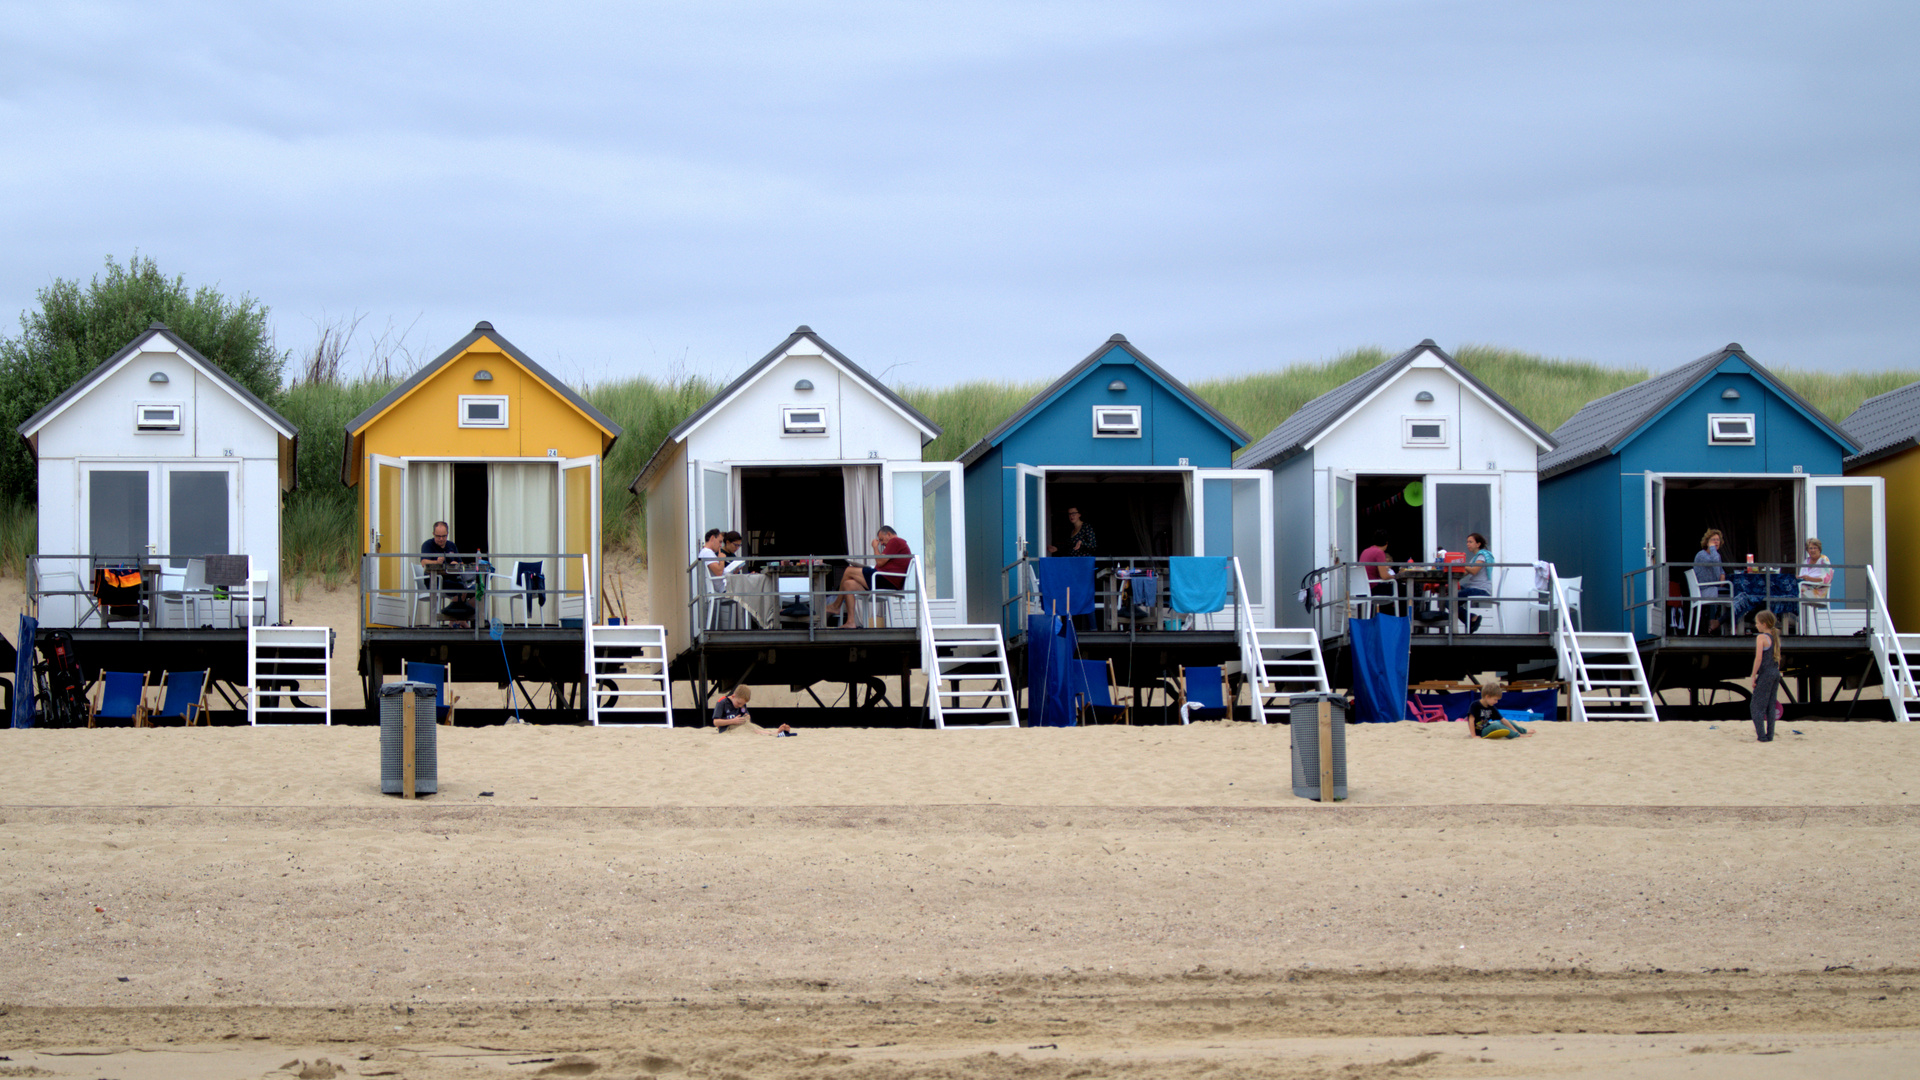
[560,456,600,622]
[1329,470,1356,565]
[1645,473,1666,636]
[883,461,968,625]
[689,460,731,552]
[1195,468,1273,626]
[1806,475,1886,611]
[1011,465,1045,627]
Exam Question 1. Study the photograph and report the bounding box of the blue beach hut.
[957,334,1269,634]
[1538,344,1879,637]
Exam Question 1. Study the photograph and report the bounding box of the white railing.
[1231,558,1264,700]
[1866,566,1917,718]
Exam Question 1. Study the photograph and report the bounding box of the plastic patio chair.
[404,660,460,725]
[1685,568,1732,635]
[1177,665,1229,724]
[89,670,150,728]
[149,670,210,726]
[1073,658,1131,725]
[1407,696,1449,723]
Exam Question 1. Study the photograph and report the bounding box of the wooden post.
[402,685,417,800]
[1317,699,1334,802]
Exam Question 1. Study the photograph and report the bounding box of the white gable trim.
[1300,361,1554,455]
[676,346,937,444]
[20,330,296,441]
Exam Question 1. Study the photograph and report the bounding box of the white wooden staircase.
[1865,569,1919,721]
[247,625,332,725]
[586,623,673,726]
[1548,571,1658,721]
[914,563,1018,729]
[1233,562,1332,723]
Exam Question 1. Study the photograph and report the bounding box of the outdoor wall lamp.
[473,370,493,381]
[1108,380,1126,392]
[148,372,168,383]
[795,379,814,391]
[1722,388,1740,400]
[1415,390,1434,402]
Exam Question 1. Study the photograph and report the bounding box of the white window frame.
[781,404,829,437]
[459,395,510,428]
[1092,405,1142,438]
[1403,416,1449,447]
[1708,413,1755,445]
[134,402,183,434]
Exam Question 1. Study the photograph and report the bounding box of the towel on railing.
[1035,557,1095,616]
[1128,573,1157,608]
[1169,557,1229,614]
[203,554,249,588]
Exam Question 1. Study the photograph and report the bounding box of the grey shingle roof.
[954,334,1248,468]
[1539,343,1856,479]
[628,326,942,494]
[1235,340,1554,469]
[1842,380,1920,467]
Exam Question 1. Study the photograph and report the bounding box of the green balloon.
[1403,481,1424,507]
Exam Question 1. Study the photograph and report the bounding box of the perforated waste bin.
[1289,692,1347,801]
[380,681,439,796]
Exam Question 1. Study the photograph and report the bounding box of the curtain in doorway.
[405,463,453,555]
[489,463,558,624]
[842,465,880,560]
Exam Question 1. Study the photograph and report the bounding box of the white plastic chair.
[1467,568,1508,633]
[1347,564,1386,620]
[1685,568,1731,635]
[1799,581,1831,635]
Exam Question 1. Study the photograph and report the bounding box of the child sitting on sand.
[1467,682,1530,739]
[710,685,794,735]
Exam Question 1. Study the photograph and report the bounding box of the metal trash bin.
[380,681,439,796]
[1289,692,1347,801]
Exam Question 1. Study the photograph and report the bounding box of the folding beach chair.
[149,670,210,727]
[1073,658,1131,725]
[1177,665,1229,724]
[90,670,150,728]
[1406,696,1449,723]
[404,660,460,725]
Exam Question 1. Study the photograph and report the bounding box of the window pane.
[89,471,148,559]
[169,471,230,565]
[1434,482,1492,554]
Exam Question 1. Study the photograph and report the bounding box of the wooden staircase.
[926,623,1019,729]
[586,623,673,726]
[1242,626,1332,723]
[247,625,332,725]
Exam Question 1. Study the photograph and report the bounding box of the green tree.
[0,254,288,498]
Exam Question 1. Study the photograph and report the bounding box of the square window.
[782,405,828,435]
[1708,413,1755,445]
[1093,405,1141,438]
[135,403,182,433]
[459,395,509,428]
[1403,416,1448,447]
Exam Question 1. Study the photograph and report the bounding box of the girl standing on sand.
[1751,610,1781,742]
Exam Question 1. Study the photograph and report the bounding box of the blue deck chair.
[149,670,210,726]
[90,671,149,728]
[1073,658,1131,725]
[404,660,460,725]
[1177,665,1228,724]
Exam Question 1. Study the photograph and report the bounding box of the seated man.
[420,520,475,627]
[823,526,912,628]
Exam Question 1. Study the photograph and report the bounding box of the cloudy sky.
[3,1,1916,387]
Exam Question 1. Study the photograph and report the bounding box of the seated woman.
[1467,682,1531,739]
[1455,532,1495,633]
[1693,528,1728,634]
[822,526,912,628]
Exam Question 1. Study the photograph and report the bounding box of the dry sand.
[5,574,1920,1076]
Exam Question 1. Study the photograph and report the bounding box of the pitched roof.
[17,323,300,479]
[1842,380,1920,468]
[1235,339,1554,469]
[341,321,621,486]
[954,335,1248,468]
[628,326,942,494]
[1539,344,1856,480]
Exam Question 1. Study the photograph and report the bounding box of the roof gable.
[955,335,1248,467]
[1539,344,1856,480]
[1236,339,1554,469]
[18,322,298,444]
[1843,379,1920,467]
[628,326,941,493]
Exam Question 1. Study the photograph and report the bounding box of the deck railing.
[359,550,592,634]
[1000,555,1247,636]
[687,552,921,639]
[1624,560,1872,639]
[26,553,270,631]
[1303,559,1552,641]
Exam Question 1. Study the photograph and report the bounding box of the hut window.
[1708,413,1755,445]
[1092,406,1141,438]
[135,404,182,433]
[782,406,828,436]
[459,395,509,428]
[1402,417,1448,447]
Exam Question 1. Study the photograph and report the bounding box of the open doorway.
[1661,477,1799,567]
[1356,474,1424,562]
[452,462,490,554]
[1044,472,1189,557]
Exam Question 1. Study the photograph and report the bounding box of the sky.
[3,1,1917,389]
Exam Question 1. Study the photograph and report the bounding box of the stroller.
[34,630,88,729]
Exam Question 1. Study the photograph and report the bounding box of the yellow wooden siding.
[358,340,607,462]
[1850,448,1920,629]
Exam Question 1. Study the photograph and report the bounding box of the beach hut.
[19,322,298,629]
[1538,344,1881,637]
[1236,340,1555,634]
[1843,381,1920,629]
[957,334,1271,633]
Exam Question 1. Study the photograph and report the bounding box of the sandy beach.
[4,717,1919,1079]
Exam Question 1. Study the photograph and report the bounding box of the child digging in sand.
[710,685,794,735]
[1467,682,1531,739]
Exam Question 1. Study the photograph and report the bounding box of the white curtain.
[842,465,880,559]
[405,462,453,556]
[490,463,558,624]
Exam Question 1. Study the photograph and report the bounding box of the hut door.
[882,462,967,625]
[1014,465,1044,560]
[1195,468,1273,625]
[1805,476,1885,610]
[1644,473,1666,636]
[1329,470,1355,564]
[367,454,405,593]
[559,456,600,622]
[692,461,731,548]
